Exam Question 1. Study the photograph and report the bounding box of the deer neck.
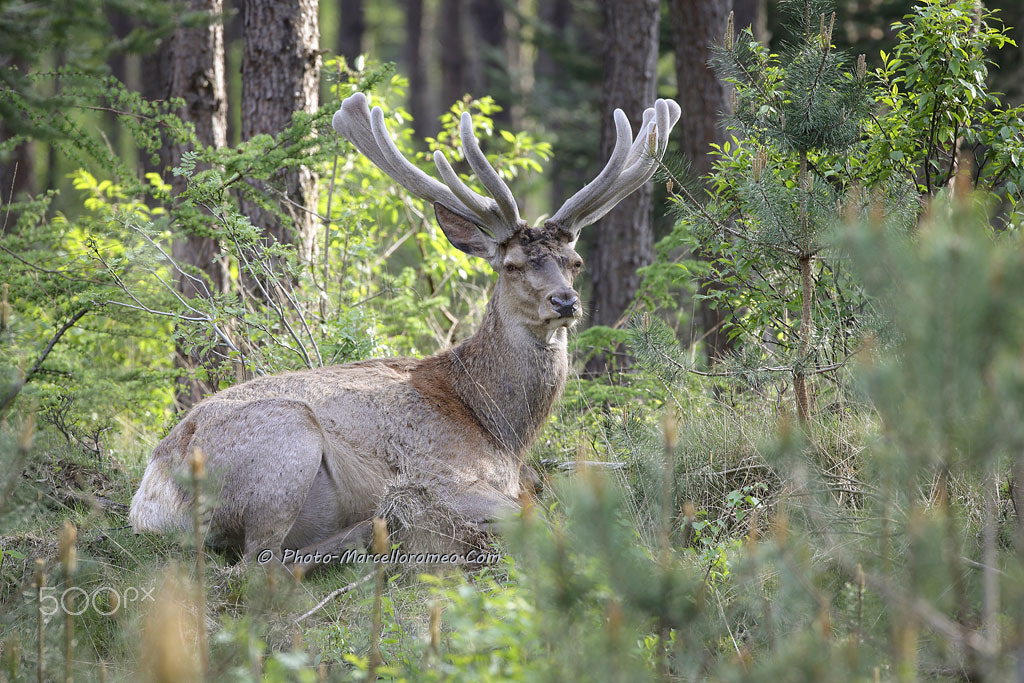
[446,290,569,457]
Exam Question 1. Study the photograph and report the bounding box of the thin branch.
[294,572,373,624]
[0,308,90,414]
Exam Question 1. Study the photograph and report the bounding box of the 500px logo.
[35,586,155,617]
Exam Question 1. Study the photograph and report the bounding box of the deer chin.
[541,316,577,344]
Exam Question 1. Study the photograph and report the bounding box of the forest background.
[3,0,1024,680]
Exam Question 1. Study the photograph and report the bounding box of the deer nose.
[549,292,580,318]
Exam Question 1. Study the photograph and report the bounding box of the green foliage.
[844,198,1024,478]
[645,0,882,413]
[862,0,1024,218]
[4,2,1024,681]
[0,0,183,142]
[643,0,1024,418]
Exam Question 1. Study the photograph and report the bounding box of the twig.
[713,586,747,671]
[2,160,17,235]
[323,143,340,297]
[0,243,105,286]
[293,572,374,624]
[0,308,90,415]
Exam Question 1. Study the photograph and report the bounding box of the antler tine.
[332,94,401,178]
[548,109,633,228]
[575,99,682,228]
[368,107,467,208]
[548,99,681,235]
[333,92,520,243]
[333,93,462,209]
[458,112,521,228]
[432,150,496,226]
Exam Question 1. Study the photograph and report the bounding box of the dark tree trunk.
[534,0,570,87]
[404,0,430,138]
[106,9,133,154]
[339,0,366,66]
[990,0,1024,106]
[140,36,172,179]
[669,0,730,178]
[669,0,735,363]
[469,0,509,124]
[0,126,33,209]
[534,0,572,210]
[166,0,231,408]
[224,0,244,146]
[586,0,659,373]
[731,0,768,44]
[0,57,35,213]
[45,50,66,194]
[240,0,320,263]
[440,0,469,110]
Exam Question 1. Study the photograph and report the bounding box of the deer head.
[332,93,681,341]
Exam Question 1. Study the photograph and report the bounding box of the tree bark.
[731,0,768,44]
[794,252,813,423]
[669,0,736,363]
[166,0,231,408]
[106,9,133,154]
[0,58,35,213]
[224,0,244,146]
[669,0,731,180]
[240,0,320,263]
[585,0,659,373]
[404,0,430,138]
[339,0,366,67]
[534,0,572,210]
[140,35,172,179]
[0,126,33,208]
[469,0,509,124]
[990,0,1024,106]
[795,151,814,423]
[440,0,469,110]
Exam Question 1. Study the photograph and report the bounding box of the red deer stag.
[130,92,680,562]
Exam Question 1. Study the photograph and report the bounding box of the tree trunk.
[469,0,509,124]
[669,0,731,180]
[0,57,35,213]
[795,151,814,423]
[732,0,768,44]
[794,252,813,423]
[439,0,469,110]
[339,0,366,67]
[240,0,320,263]
[990,0,1024,106]
[0,125,34,208]
[106,9,133,154]
[166,0,231,408]
[669,0,735,363]
[534,0,572,211]
[140,36,172,179]
[404,0,430,138]
[586,0,659,373]
[224,0,245,146]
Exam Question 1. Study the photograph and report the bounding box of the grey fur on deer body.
[129,94,680,561]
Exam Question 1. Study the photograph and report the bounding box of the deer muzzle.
[549,292,580,319]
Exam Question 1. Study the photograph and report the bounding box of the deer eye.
[572,260,583,270]
[504,262,520,273]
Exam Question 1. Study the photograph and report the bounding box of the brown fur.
[130,221,583,561]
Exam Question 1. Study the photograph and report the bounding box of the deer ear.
[433,202,497,261]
